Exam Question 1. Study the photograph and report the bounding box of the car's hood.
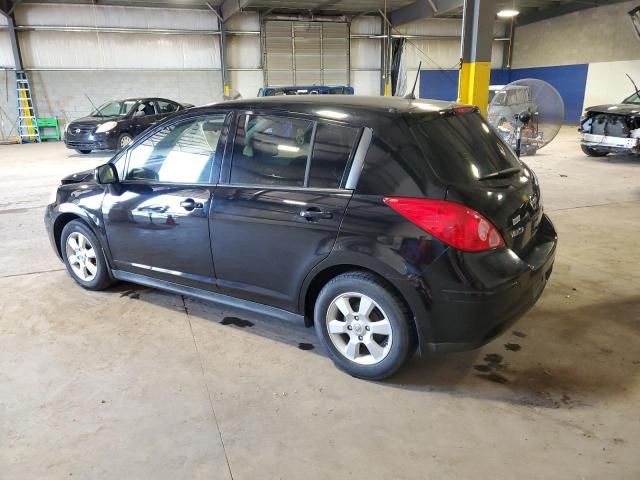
[61,169,95,184]
[69,115,122,126]
[585,103,640,116]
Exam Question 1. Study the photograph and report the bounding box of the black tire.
[60,220,114,291]
[581,144,608,157]
[76,149,92,154]
[117,133,134,151]
[314,271,413,380]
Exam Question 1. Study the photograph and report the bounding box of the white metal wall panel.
[401,39,504,70]
[226,35,261,69]
[350,16,381,35]
[265,21,294,86]
[265,20,349,87]
[322,23,349,85]
[15,3,218,30]
[224,11,260,32]
[18,31,221,69]
[0,33,15,68]
[229,70,264,99]
[351,70,380,96]
[294,23,321,84]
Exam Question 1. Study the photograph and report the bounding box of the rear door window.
[230,114,313,187]
[411,112,520,183]
[308,123,358,188]
[157,100,180,114]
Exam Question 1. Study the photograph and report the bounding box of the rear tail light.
[383,197,505,252]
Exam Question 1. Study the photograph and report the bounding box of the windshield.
[623,92,640,104]
[492,91,507,106]
[92,100,137,117]
[411,112,521,184]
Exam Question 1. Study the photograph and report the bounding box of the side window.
[230,114,313,187]
[134,101,157,117]
[125,114,226,184]
[158,100,180,114]
[308,123,358,188]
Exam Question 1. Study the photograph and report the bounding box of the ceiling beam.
[516,0,626,27]
[0,0,11,17]
[390,0,463,26]
[220,0,251,20]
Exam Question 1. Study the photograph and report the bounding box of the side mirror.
[95,163,119,184]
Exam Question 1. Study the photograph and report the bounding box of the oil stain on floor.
[220,317,255,328]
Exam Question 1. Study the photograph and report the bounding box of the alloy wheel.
[65,232,98,281]
[326,292,393,365]
[120,135,132,148]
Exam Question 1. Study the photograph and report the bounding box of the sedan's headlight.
[95,121,117,133]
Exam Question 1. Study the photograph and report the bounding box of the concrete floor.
[1,127,639,479]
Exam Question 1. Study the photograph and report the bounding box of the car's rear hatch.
[409,109,544,256]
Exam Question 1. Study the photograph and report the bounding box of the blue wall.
[419,64,588,124]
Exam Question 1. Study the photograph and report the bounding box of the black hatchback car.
[46,96,557,380]
[64,97,190,154]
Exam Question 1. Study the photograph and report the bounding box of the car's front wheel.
[117,133,134,151]
[581,144,608,157]
[314,272,413,380]
[61,220,114,290]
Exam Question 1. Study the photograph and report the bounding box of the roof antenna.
[626,73,640,98]
[404,61,422,100]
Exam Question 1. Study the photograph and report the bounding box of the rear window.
[411,112,520,183]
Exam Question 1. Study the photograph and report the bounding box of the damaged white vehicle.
[579,78,640,157]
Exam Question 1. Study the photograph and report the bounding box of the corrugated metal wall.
[264,20,349,87]
[225,12,263,99]
[2,3,223,135]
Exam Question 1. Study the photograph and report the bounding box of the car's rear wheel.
[61,220,114,290]
[118,133,134,151]
[76,149,91,154]
[314,271,413,380]
[581,144,608,157]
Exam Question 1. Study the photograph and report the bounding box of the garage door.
[264,21,349,87]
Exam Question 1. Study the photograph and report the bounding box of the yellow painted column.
[457,0,496,117]
[457,61,492,116]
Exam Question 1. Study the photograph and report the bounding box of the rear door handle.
[300,207,332,220]
[180,198,203,211]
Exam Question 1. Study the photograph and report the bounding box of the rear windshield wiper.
[478,167,521,181]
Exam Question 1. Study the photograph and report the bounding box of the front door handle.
[180,198,203,211]
[300,207,332,221]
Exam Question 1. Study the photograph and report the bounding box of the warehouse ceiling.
[1,0,633,25]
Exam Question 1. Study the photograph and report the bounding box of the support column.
[458,0,496,115]
[2,11,23,70]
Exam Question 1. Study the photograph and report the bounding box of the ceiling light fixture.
[497,9,520,18]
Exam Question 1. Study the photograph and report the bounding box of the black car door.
[131,100,161,136]
[102,112,229,290]
[210,112,360,312]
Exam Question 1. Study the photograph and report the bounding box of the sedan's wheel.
[314,271,413,380]
[61,220,114,290]
[118,133,133,151]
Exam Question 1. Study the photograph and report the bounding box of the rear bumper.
[409,214,557,352]
[581,133,640,154]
